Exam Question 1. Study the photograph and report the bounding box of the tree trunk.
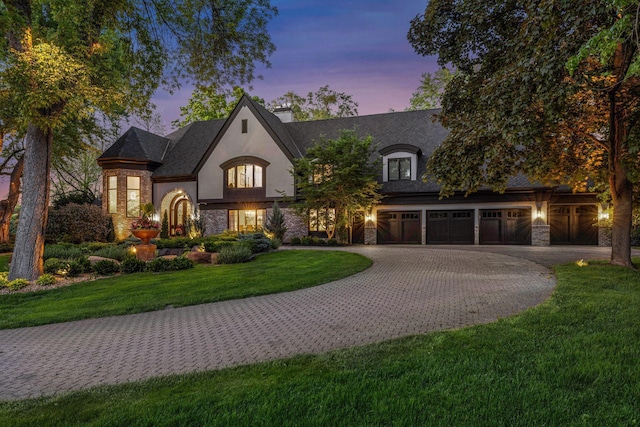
[9,125,53,281]
[0,156,24,243]
[610,178,633,267]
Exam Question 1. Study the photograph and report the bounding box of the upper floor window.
[227,164,263,188]
[107,176,117,214]
[126,176,140,217]
[379,144,422,183]
[388,158,411,181]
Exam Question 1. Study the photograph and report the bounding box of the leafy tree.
[172,86,265,128]
[1,0,277,280]
[407,67,454,110]
[265,201,287,241]
[270,85,359,121]
[408,0,640,267]
[287,130,381,242]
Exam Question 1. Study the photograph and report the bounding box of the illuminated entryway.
[160,189,194,237]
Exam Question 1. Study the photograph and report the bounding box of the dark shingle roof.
[98,127,170,163]
[152,120,226,178]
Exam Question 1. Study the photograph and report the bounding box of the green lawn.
[1,259,639,425]
[0,250,371,329]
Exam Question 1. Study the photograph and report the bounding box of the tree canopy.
[172,86,265,128]
[409,0,640,267]
[407,67,454,111]
[270,85,359,121]
[287,130,381,241]
[1,0,278,280]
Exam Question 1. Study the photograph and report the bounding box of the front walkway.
[0,246,614,401]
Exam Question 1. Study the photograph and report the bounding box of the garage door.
[426,210,474,244]
[479,209,531,245]
[377,211,421,244]
[550,205,598,245]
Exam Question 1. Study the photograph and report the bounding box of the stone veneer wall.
[281,208,308,243]
[201,209,228,235]
[531,224,550,246]
[364,220,376,245]
[598,227,612,247]
[102,169,153,240]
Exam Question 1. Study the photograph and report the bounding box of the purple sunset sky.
[152,0,439,130]
[2,1,439,198]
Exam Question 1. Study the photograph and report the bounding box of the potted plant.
[131,203,160,244]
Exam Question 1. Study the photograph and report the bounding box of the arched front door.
[160,189,193,237]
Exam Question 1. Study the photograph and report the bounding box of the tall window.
[126,176,140,217]
[229,209,266,232]
[107,176,117,214]
[388,158,411,181]
[227,164,263,188]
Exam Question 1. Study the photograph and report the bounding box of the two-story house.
[97,95,607,246]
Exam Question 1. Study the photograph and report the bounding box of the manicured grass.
[0,250,371,330]
[1,259,639,425]
[0,254,9,272]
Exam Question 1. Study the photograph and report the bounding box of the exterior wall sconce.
[599,212,610,220]
[535,209,542,219]
[365,212,374,222]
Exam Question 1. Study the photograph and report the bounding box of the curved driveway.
[0,245,614,401]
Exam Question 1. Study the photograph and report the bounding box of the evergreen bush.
[92,260,120,275]
[217,245,253,264]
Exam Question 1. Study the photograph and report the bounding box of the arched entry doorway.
[160,189,193,237]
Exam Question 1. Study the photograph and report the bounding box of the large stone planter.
[131,229,160,261]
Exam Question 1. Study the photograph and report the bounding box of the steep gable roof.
[98,127,171,163]
[152,120,226,178]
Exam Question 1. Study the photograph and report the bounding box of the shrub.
[74,256,93,273]
[265,201,287,241]
[147,257,173,272]
[121,257,147,274]
[203,240,235,253]
[290,237,301,245]
[36,274,56,286]
[184,209,206,238]
[93,260,120,275]
[155,237,195,249]
[66,260,84,277]
[171,256,195,271]
[301,236,314,246]
[239,232,273,254]
[270,238,282,249]
[7,278,29,291]
[0,272,9,287]
[161,210,169,239]
[44,258,64,274]
[91,245,129,262]
[0,242,13,253]
[46,203,115,243]
[44,245,84,261]
[327,238,339,246]
[217,245,253,264]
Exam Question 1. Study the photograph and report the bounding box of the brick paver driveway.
[0,245,615,401]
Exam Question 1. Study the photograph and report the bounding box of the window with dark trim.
[229,209,266,232]
[241,119,248,133]
[227,164,263,188]
[309,208,335,232]
[107,176,117,214]
[126,176,140,217]
[388,158,411,181]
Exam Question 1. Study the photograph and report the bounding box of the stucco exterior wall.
[197,106,295,200]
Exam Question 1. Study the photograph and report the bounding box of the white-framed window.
[388,157,411,181]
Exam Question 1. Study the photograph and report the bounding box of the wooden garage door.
[377,211,421,244]
[426,210,474,244]
[550,205,598,245]
[480,208,531,245]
